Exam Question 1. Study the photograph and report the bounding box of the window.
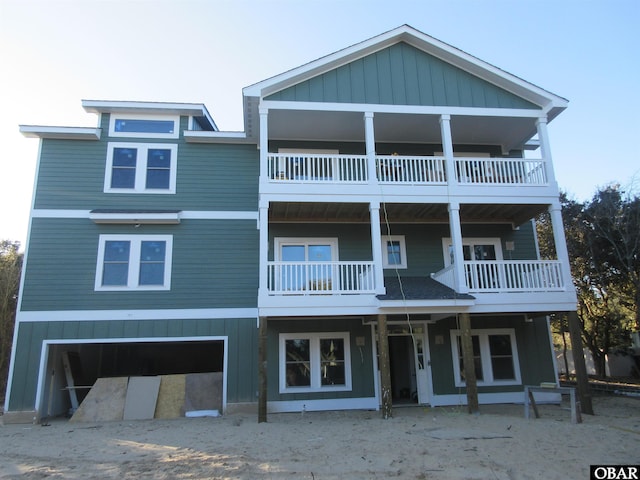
[450,329,521,386]
[274,238,338,292]
[95,235,173,290]
[109,114,179,139]
[442,237,503,266]
[105,142,177,193]
[381,235,407,269]
[279,332,351,393]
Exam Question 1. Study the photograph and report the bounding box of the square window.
[96,235,173,290]
[279,333,351,393]
[105,143,177,194]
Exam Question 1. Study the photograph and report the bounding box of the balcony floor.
[377,276,475,301]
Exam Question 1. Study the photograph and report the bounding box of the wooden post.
[258,316,268,423]
[567,311,594,415]
[459,313,479,414]
[377,314,393,419]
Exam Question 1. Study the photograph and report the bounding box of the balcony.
[267,261,375,295]
[266,153,547,187]
[431,260,566,293]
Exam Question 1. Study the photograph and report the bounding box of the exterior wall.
[428,315,556,397]
[266,318,375,402]
[21,218,258,311]
[266,42,538,110]
[7,317,258,411]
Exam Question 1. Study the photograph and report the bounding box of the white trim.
[33,336,228,417]
[104,142,178,194]
[16,308,258,322]
[19,125,101,140]
[268,396,378,413]
[274,237,339,262]
[31,209,258,220]
[89,211,181,224]
[279,332,352,394]
[108,114,180,139]
[450,328,522,387]
[381,235,407,269]
[95,234,173,291]
[184,131,252,144]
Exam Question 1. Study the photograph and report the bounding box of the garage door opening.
[39,338,226,419]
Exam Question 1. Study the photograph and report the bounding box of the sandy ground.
[0,394,638,479]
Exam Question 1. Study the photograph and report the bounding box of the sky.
[1,0,639,249]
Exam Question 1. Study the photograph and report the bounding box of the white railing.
[267,261,375,295]
[464,260,564,292]
[430,263,456,290]
[456,158,547,185]
[376,155,447,184]
[268,153,368,183]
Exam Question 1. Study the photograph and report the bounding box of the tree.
[0,240,22,404]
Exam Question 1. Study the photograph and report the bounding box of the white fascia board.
[17,308,258,322]
[89,211,181,224]
[19,125,101,140]
[82,100,217,129]
[244,25,567,113]
[184,130,254,144]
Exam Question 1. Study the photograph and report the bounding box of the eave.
[19,125,101,140]
[184,131,255,144]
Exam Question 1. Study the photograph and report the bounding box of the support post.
[364,112,376,185]
[258,316,268,423]
[369,201,385,294]
[567,311,594,415]
[459,313,479,414]
[377,314,393,419]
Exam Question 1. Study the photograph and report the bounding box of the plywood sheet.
[184,372,223,413]
[70,377,128,423]
[154,374,186,419]
[123,376,161,420]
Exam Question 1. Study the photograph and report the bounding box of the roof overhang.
[19,125,101,140]
[82,100,218,131]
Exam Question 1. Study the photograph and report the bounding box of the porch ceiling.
[265,110,538,152]
[269,202,547,225]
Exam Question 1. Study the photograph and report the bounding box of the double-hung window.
[279,332,351,393]
[381,235,407,269]
[450,329,521,387]
[105,142,177,193]
[95,235,173,290]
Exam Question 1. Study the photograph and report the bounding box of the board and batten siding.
[33,131,259,211]
[266,42,539,110]
[20,218,259,311]
[6,317,258,411]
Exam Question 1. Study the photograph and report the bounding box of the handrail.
[267,261,375,295]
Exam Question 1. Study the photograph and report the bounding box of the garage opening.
[40,338,225,419]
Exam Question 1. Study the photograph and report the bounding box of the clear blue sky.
[1,0,639,248]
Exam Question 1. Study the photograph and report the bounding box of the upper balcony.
[264,152,548,196]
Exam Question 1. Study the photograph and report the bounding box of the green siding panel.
[21,218,258,311]
[266,43,538,110]
[7,318,258,411]
[33,116,259,211]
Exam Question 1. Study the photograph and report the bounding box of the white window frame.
[450,328,522,387]
[279,332,352,393]
[95,234,173,291]
[104,142,178,194]
[274,238,339,261]
[381,235,407,269]
[109,114,180,139]
[442,237,504,266]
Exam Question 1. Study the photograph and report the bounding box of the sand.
[1,394,638,479]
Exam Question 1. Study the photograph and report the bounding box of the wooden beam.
[377,314,393,419]
[567,311,594,415]
[459,313,479,414]
[258,316,268,423]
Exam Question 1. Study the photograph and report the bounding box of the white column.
[448,201,468,293]
[548,202,574,295]
[259,107,269,184]
[370,201,385,294]
[364,112,376,186]
[439,114,456,190]
[258,200,269,299]
[536,117,557,187]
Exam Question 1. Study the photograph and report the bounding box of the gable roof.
[242,25,567,138]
